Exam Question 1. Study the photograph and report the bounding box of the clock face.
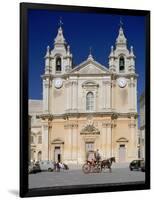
[117,78,127,88]
[54,78,63,89]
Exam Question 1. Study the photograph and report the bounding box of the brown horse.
[100,157,116,172]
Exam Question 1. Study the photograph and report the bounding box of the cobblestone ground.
[29,165,145,189]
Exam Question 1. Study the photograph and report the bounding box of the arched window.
[119,56,125,71]
[37,151,42,161]
[31,150,36,162]
[56,57,61,71]
[86,92,94,111]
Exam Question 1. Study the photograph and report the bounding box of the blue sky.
[28,9,145,103]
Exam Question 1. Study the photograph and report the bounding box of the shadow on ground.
[8,189,19,197]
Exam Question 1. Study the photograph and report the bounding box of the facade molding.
[37,111,138,120]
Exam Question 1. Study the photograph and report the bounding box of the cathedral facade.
[29,24,138,164]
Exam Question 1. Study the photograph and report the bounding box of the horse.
[100,157,116,172]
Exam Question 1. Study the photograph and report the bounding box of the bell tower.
[108,23,137,113]
[109,25,136,75]
[45,23,73,75]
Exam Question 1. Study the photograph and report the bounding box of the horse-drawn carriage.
[82,157,115,174]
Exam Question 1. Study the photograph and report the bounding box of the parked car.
[129,159,145,171]
[28,162,41,174]
[38,160,55,172]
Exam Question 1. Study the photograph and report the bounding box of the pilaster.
[102,121,113,158]
[42,120,49,160]
[65,81,71,111]
[129,77,136,111]
[128,117,137,159]
[111,80,116,110]
[42,76,51,113]
[72,81,78,111]
[102,78,111,110]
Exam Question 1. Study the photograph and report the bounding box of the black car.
[129,159,145,171]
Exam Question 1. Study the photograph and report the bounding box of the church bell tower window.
[119,56,125,72]
[56,57,62,72]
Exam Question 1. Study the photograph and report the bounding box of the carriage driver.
[94,149,101,163]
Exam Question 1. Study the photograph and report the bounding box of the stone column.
[42,121,49,160]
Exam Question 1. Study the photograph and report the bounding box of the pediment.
[79,63,104,74]
[71,59,109,74]
[51,138,64,144]
[116,137,128,143]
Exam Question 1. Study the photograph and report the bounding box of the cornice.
[113,73,138,79]
[41,72,138,80]
[37,111,138,120]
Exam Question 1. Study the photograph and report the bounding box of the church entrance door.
[119,144,126,162]
[85,142,95,161]
[54,146,61,162]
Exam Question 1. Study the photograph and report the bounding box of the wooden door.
[119,144,126,162]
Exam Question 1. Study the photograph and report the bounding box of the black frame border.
[20,2,150,198]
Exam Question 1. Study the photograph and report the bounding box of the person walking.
[95,149,101,164]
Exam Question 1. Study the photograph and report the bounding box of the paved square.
[29,167,145,189]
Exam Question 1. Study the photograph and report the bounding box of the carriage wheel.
[82,164,91,174]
